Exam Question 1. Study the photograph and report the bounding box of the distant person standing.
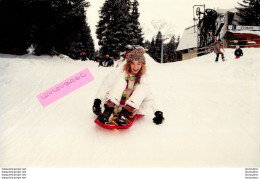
[234,45,243,59]
[80,51,87,61]
[214,39,225,62]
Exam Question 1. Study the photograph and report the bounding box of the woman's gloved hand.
[92,98,101,115]
[153,111,164,125]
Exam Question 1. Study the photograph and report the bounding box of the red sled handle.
[94,114,144,130]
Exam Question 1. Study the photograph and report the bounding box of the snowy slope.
[0,49,259,167]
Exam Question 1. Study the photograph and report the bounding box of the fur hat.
[127,47,146,64]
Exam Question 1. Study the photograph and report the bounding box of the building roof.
[228,30,260,36]
[216,8,238,14]
[176,26,197,51]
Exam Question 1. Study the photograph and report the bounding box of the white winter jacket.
[95,67,160,115]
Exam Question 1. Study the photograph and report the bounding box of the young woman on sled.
[92,47,164,126]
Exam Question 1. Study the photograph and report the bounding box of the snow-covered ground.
[0,48,259,168]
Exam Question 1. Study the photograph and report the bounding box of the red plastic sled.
[95,114,144,130]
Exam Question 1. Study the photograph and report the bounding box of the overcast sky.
[86,0,239,49]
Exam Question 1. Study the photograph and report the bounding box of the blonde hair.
[123,61,146,74]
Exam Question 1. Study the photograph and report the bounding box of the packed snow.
[0,48,259,168]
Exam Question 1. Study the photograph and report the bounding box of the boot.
[98,104,114,124]
[115,105,135,126]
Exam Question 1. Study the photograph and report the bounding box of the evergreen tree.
[111,0,133,53]
[236,0,260,25]
[42,0,94,59]
[147,38,155,59]
[82,25,95,59]
[0,0,95,58]
[96,0,143,57]
[147,31,163,63]
[154,31,162,62]
[97,0,132,56]
[143,40,151,50]
[0,0,31,55]
[165,36,177,62]
[130,0,143,45]
[31,0,56,55]
[96,0,113,54]
[147,31,178,63]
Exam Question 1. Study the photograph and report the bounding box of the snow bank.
[0,49,259,167]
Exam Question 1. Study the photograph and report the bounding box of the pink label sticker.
[37,68,94,107]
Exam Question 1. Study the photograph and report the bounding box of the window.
[183,49,188,53]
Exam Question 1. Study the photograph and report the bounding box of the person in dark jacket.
[94,55,101,62]
[98,55,113,67]
[98,58,104,66]
[103,55,110,66]
[234,45,243,59]
[80,51,87,61]
[107,58,114,67]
